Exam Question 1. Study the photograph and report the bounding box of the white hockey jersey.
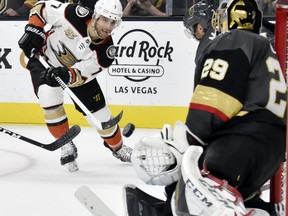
[28,0,116,84]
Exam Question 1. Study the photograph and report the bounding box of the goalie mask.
[92,0,123,35]
[183,0,213,39]
[212,0,262,34]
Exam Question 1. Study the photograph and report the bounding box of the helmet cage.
[211,3,228,34]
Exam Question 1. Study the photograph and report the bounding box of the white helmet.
[94,0,123,22]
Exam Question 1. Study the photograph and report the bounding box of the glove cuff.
[25,24,46,40]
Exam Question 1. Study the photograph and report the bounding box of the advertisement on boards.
[108,21,197,107]
[0,20,199,125]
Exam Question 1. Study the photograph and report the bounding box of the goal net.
[270,1,288,215]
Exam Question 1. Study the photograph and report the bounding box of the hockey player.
[183,0,216,79]
[18,0,133,172]
[130,0,286,215]
[183,0,215,43]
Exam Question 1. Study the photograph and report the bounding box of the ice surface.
[0,124,270,216]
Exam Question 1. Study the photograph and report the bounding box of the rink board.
[0,20,198,128]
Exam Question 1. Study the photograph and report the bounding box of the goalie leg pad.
[172,145,248,216]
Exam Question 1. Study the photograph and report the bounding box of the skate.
[112,145,133,163]
[61,141,79,172]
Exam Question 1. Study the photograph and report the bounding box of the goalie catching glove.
[131,121,190,185]
[18,24,46,58]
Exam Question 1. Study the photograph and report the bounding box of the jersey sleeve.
[28,1,68,28]
[70,40,115,80]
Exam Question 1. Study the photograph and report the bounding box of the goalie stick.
[124,184,165,216]
[0,125,81,151]
[74,184,165,216]
[37,55,123,130]
[74,185,117,216]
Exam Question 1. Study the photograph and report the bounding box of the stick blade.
[123,184,164,216]
[47,125,81,151]
[101,110,123,130]
[75,185,117,216]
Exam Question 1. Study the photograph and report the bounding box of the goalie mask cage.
[270,1,288,215]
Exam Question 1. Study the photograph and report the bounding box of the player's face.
[194,23,205,40]
[95,16,118,38]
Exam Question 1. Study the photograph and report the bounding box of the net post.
[272,1,288,214]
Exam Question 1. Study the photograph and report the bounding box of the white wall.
[0,20,199,106]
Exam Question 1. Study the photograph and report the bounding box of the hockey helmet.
[183,0,213,38]
[93,0,123,27]
[212,0,262,34]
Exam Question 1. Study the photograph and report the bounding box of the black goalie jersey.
[186,30,287,144]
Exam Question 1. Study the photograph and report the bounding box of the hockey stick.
[74,184,164,216]
[37,55,123,130]
[124,184,165,216]
[0,125,81,151]
[75,185,117,216]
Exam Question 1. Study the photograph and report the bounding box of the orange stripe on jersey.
[69,68,77,84]
[85,19,91,27]
[28,3,46,28]
[67,68,86,87]
[47,121,69,139]
[189,103,230,122]
[191,85,243,119]
[103,127,123,151]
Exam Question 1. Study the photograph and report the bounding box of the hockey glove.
[44,66,71,87]
[131,121,190,185]
[18,24,46,58]
[26,58,47,91]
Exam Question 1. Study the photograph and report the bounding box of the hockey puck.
[122,123,135,137]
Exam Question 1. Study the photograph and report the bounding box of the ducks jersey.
[28,1,115,84]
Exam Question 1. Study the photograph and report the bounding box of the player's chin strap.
[171,145,255,216]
